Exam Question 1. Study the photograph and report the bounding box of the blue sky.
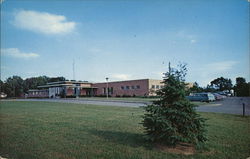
[1,0,249,86]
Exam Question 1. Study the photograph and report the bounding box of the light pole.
[106,77,109,99]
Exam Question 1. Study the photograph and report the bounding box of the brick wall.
[148,79,164,96]
[93,79,149,97]
[80,89,86,95]
[66,87,74,96]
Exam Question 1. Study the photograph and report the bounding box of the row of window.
[121,85,140,90]
[151,85,164,89]
[31,91,48,95]
[103,87,114,94]
[102,85,140,94]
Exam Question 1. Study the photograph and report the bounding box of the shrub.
[95,94,111,97]
[122,94,131,97]
[66,95,76,98]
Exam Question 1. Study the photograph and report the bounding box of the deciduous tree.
[210,77,232,91]
[234,77,250,97]
[3,76,24,97]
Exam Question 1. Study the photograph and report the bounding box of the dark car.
[186,93,215,102]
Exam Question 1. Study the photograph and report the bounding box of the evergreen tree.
[142,63,207,146]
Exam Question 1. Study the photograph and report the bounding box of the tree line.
[187,77,250,97]
[0,76,66,97]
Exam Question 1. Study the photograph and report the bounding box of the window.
[156,85,159,89]
[74,88,77,95]
[121,86,124,90]
[103,87,106,94]
[152,85,155,89]
[126,86,130,90]
[160,85,164,89]
[110,87,113,94]
[131,86,135,89]
[136,85,140,89]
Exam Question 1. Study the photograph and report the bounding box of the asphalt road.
[196,97,250,115]
[2,97,250,115]
[1,98,146,107]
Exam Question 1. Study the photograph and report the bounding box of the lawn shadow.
[87,129,152,149]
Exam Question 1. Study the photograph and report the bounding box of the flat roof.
[28,89,48,92]
[38,84,73,88]
[46,80,90,85]
[78,87,98,89]
[93,79,163,84]
[38,84,98,89]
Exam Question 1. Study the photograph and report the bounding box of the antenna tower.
[73,59,75,80]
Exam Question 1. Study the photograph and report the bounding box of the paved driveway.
[2,98,146,107]
[196,97,250,115]
[2,97,250,115]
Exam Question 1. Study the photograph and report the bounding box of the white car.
[0,92,7,98]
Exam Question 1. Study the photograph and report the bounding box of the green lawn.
[0,101,249,159]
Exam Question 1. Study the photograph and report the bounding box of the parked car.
[0,92,7,99]
[186,93,215,102]
[212,93,225,100]
[218,91,231,97]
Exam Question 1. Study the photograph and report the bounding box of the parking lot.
[196,97,250,115]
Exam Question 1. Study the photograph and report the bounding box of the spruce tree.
[142,63,207,146]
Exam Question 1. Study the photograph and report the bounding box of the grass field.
[0,101,249,159]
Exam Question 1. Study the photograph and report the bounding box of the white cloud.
[190,39,196,44]
[1,48,40,59]
[151,72,164,79]
[13,10,76,34]
[177,30,198,44]
[111,74,132,81]
[0,66,8,70]
[206,61,238,72]
[89,48,101,53]
[0,0,5,4]
[191,61,238,86]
